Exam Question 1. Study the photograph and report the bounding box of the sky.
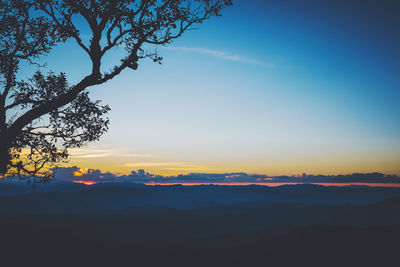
[23,0,400,176]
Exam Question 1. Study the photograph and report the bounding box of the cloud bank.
[51,166,400,185]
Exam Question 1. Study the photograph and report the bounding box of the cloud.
[51,166,81,182]
[123,162,221,173]
[124,162,196,167]
[76,153,112,158]
[68,149,111,155]
[51,166,400,185]
[117,154,157,158]
[162,46,274,67]
[69,147,156,159]
[52,166,118,182]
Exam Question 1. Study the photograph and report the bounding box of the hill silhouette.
[1,183,400,216]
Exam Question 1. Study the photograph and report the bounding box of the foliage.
[0,0,232,180]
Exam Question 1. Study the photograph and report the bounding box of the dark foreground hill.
[1,213,399,267]
[0,183,399,266]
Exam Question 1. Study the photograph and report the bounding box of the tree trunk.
[0,138,10,175]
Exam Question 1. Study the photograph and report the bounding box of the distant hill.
[1,183,400,218]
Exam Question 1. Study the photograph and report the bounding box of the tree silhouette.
[0,0,232,179]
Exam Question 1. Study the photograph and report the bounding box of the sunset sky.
[26,0,400,176]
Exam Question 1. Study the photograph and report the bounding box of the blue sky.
[23,0,400,175]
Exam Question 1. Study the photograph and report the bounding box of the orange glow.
[144,182,400,188]
[73,171,83,177]
[72,180,97,186]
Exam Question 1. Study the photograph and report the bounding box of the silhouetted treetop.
[36,0,232,76]
[0,0,232,179]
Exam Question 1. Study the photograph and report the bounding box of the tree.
[0,0,232,179]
